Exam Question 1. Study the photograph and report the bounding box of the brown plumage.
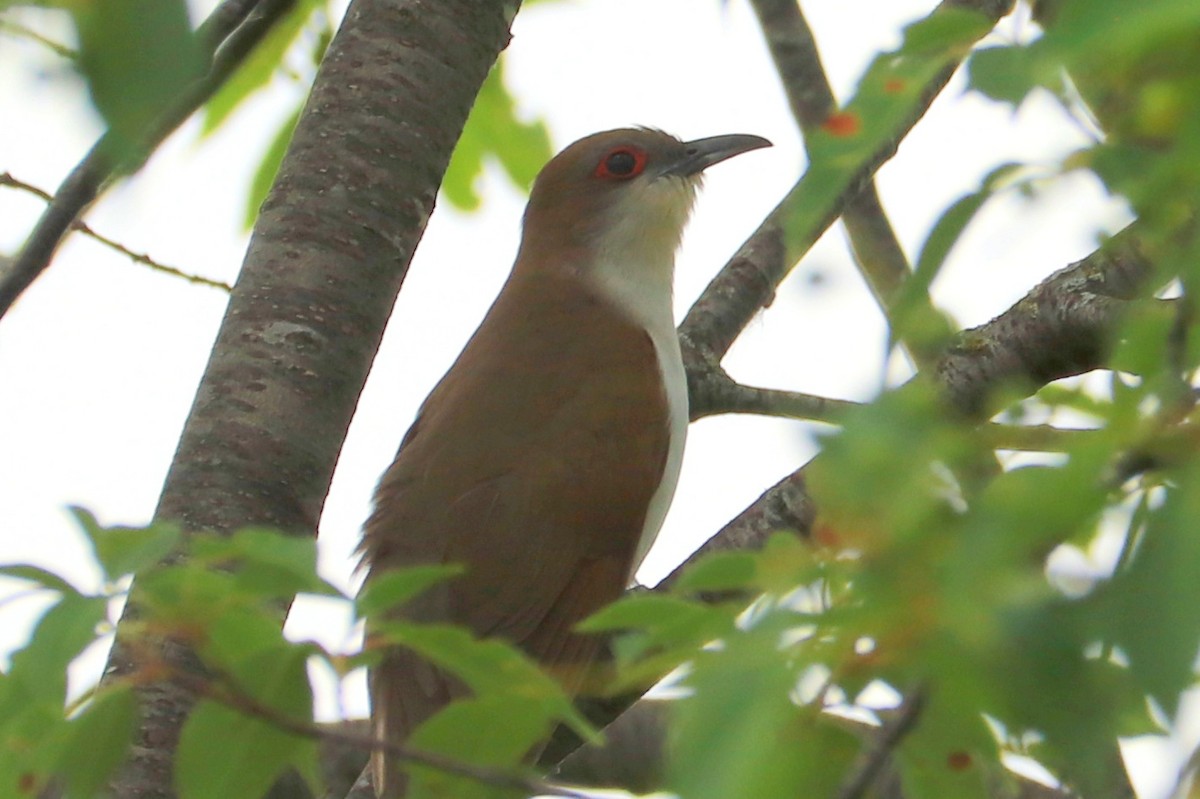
[358,128,770,796]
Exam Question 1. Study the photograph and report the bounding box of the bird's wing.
[361,273,671,793]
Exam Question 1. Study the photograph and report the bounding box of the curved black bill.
[663,133,773,177]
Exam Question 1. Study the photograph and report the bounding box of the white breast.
[584,256,688,578]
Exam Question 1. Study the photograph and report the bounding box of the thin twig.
[0,172,231,292]
[0,18,78,60]
[980,422,1102,452]
[170,668,591,799]
[836,687,927,799]
[0,0,295,318]
[689,366,858,423]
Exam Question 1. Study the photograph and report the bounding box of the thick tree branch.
[937,227,1153,418]
[0,0,294,318]
[100,1,519,796]
[685,225,1153,572]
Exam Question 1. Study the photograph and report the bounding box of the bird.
[358,127,770,796]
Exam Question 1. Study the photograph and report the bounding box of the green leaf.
[897,691,995,799]
[1094,462,1200,712]
[899,6,994,58]
[407,696,546,799]
[913,166,1014,278]
[201,0,317,135]
[771,1,1006,294]
[355,564,463,620]
[442,57,552,211]
[579,593,735,686]
[668,613,857,799]
[204,607,291,670]
[192,527,342,600]
[968,45,1058,106]
[579,593,711,634]
[57,685,138,798]
[894,162,1023,354]
[0,680,65,798]
[136,564,242,624]
[70,508,180,580]
[8,594,108,707]
[0,563,80,596]
[71,0,204,152]
[377,622,590,739]
[243,106,301,229]
[176,648,318,799]
[671,550,758,594]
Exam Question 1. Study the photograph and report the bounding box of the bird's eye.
[594,148,647,179]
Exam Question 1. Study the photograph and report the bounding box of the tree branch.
[837,689,926,799]
[0,172,231,291]
[552,222,1158,787]
[168,669,589,799]
[679,0,1016,372]
[689,363,857,422]
[748,0,914,326]
[936,227,1153,418]
[0,0,295,318]
[99,1,521,796]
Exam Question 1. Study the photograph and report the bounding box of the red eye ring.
[594,147,647,179]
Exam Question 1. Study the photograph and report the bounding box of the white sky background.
[0,0,1192,795]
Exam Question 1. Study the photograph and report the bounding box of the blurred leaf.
[70,507,180,580]
[202,0,318,135]
[377,622,590,739]
[1094,462,1200,712]
[898,6,994,57]
[355,564,462,620]
[71,0,204,152]
[894,162,1023,354]
[773,2,1005,296]
[176,648,318,799]
[968,45,1059,106]
[994,600,1124,795]
[0,563,80,596]
[407,696,545,799]
[579,593,711,635]
[57,685,138,799]
[442,57,552,210]
[136,564,242,625]
[1108,299,1177,376]
[580,593,736,688]
[671,550,758,594]
[668,612,857,799]
[204,606,290,670]
[192,527,342,599]
[8,594,107,707]
[243,105,300,229]
[913,164,1020,279]
[0,675,64,798]
[897,691,995,799]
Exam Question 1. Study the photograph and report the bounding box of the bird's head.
[516,128,771,276]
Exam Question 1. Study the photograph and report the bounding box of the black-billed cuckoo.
[359,127,770,796]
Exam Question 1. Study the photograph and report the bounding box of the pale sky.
[0,0,1184,795]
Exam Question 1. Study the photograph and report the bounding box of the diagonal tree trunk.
[100,1,519,796]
